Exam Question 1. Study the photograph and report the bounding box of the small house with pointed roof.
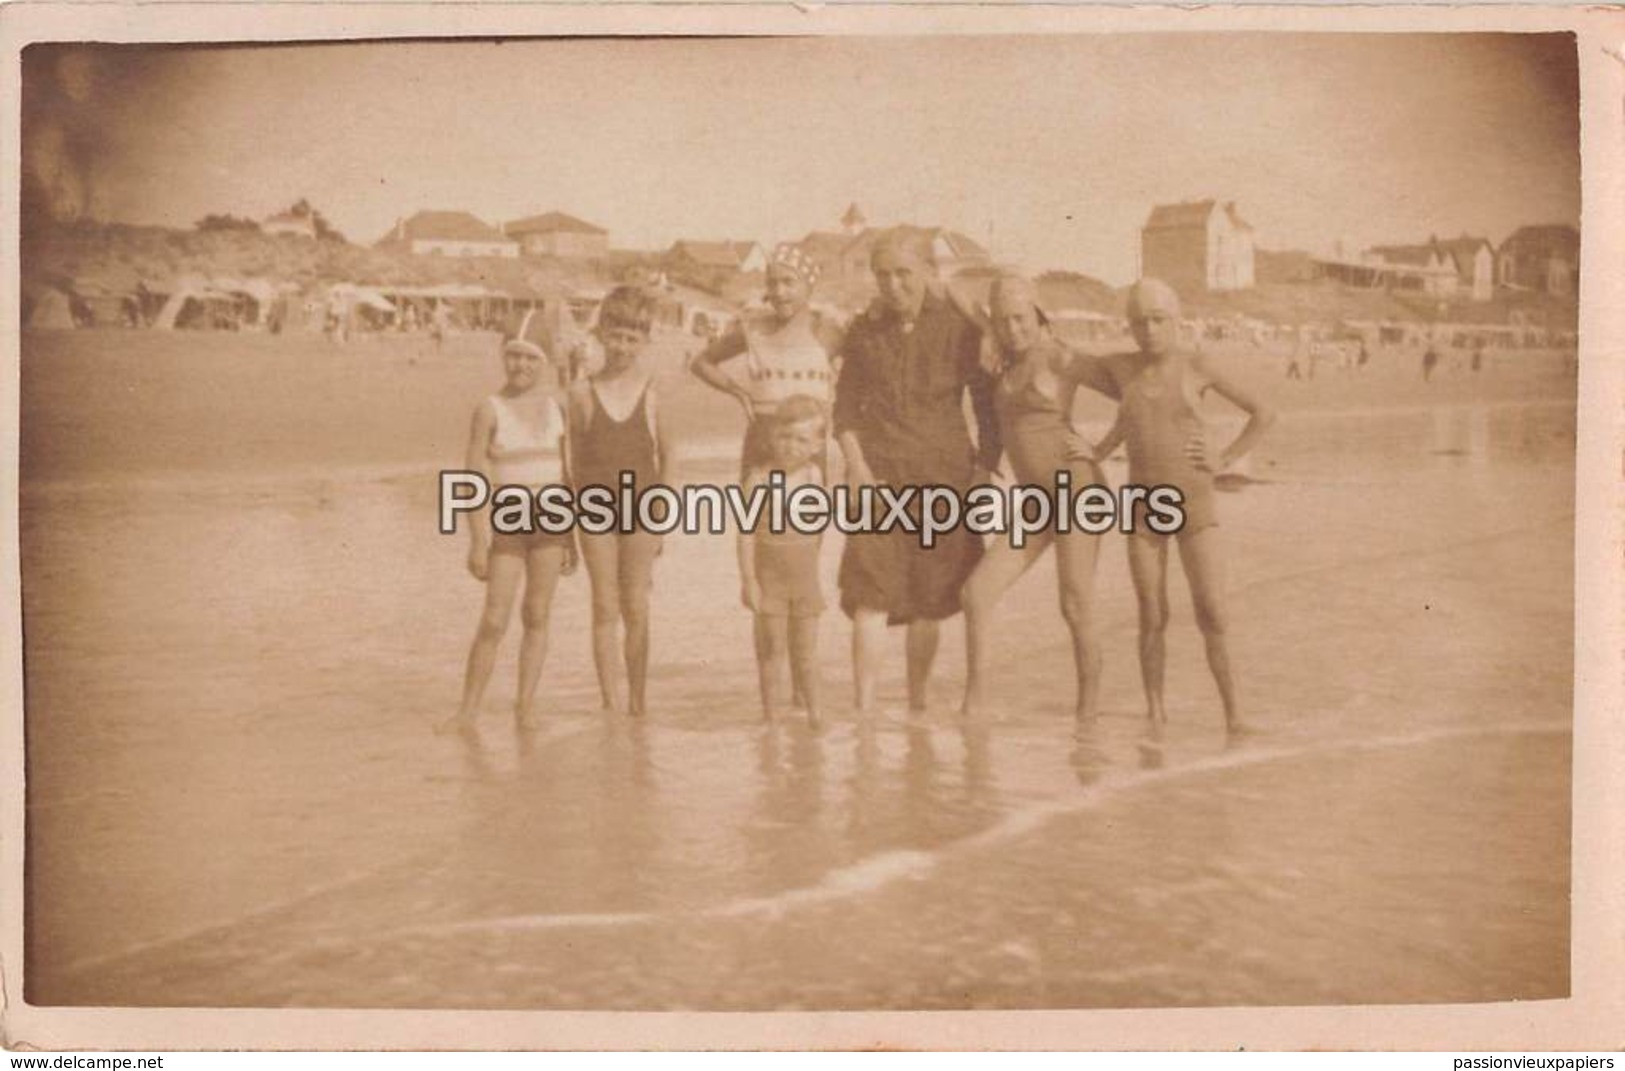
[665,240,767,274]
[1366,241,1459,297]
[505,211,609,259]
[379,210,519,259]
[1434,236,1496,302]
[1141,200,1255,295]
[836,225,991,282]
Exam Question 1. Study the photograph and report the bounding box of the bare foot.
[514,706,543,733]
[1225,719,1259,744]
[435,714,479,738]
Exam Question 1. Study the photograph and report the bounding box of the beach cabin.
[1434,236,1496,303]
[23,285,77,329]
[1497,225,1579,297]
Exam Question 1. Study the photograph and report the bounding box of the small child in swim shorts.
[738,394,828,727]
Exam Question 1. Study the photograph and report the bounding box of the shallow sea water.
[22,399,1575,1009]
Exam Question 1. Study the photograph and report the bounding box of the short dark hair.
[597,285,656,336]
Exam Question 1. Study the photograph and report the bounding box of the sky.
[21,34,1581,285]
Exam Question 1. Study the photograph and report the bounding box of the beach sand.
[19,327,1576,1009]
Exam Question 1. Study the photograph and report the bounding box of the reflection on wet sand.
[22,393,1574,1009]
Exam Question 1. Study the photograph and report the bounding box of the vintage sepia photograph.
[4,5,1620,1049]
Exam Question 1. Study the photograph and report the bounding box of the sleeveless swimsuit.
[995,337,1106,494]
[572,381,660,528]
[487,393,568,554]
[488,394,565,489]
[1119,359,1218,535]
[737,310,835,474]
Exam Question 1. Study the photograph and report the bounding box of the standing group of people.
[440,229,1274,742]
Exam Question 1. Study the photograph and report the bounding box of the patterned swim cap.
[770,242,821,289]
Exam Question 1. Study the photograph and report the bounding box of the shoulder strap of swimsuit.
[587,378,613,423]
[487,394,512,438]
[637,380,659,445]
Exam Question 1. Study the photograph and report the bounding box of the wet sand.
[19,328,1575,1008]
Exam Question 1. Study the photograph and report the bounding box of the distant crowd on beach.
[440,228,1278,742]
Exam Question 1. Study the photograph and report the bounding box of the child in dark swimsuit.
[961,274,1123,723]
[567,286,675,718]
[738,394,828,727]
[1101,279,1275,740]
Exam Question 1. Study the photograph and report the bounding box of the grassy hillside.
[24,221,618,298]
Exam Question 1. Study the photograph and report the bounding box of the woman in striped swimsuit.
[689,242,843,476]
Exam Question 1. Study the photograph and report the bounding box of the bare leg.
[1054,529,1105,723]
[752,610,774,706]
[1125,531,1171,733]
[1176,526,1246,734]
[618,532,662,718]
[960,531,1050,717]
[905,618,940,713]
[579,532,625,714]
[851,608,888,714]
[515,543,567,730]
[444,551,523,733]
[756,612,791,720]
[788,613,822,728]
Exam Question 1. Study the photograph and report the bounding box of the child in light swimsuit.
[1098,279,1275,740]
[440,321,573,736]
[566,286,675,718]
[738,395,828,727]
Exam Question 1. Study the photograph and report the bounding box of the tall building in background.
[1140,199,1256,296]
